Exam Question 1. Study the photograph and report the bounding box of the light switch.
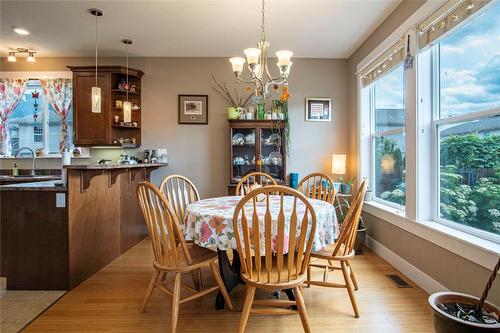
[56,193,66,208]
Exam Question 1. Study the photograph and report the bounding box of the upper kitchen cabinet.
[68,66,144,146]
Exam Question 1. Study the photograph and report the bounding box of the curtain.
[40,78,72,152]
[0,78,28,156]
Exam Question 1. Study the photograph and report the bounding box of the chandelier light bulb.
[8,52,17,62]
[229,57,246,73]
[276,50,293,67]
[244,48,261,65]
[27,52,36,62]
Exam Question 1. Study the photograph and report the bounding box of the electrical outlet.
[56,193,66,208]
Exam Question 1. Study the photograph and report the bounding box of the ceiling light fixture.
[89,8,103,114]
[12,26,30,35]
[8,52,17,62]
[7,48,36,62]
[229,0,293,99]
[27,52,36,62]
[122,39,133,123]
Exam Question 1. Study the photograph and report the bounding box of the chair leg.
[171,273,182,333]
[347,261,359,291]
[160,271,168,282]
[294,286,312,333]
[209,261,233,310]
[341,261,359,318]
[141,269,160,312]
[239,285,256,333]
[190,269,201,291]
[323,266,329,282]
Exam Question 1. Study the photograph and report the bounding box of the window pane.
[374,133,406,205]
[8,80,44,156]
[439,115,500,235]
[439,2,500,118]
[374,65,405,132]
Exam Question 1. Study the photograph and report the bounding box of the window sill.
[363,201,500,270]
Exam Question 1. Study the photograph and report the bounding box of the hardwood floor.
[24,239,434,332]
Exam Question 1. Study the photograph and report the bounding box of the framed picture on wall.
[178,95,208,124]
[305,98,331,122]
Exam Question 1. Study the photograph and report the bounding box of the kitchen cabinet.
[68,66,144,147]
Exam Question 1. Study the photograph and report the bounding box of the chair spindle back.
[297,172,336,204]
[137,181,192,268]
[235,172,277,196]
[159,175,200,226]
[233,185,317,284]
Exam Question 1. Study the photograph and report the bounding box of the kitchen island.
[0,163,167,290]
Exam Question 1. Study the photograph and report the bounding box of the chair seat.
[311,243,354,261]
[154,243,217,271]
[241,257,307,289]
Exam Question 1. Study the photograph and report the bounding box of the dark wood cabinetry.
[228,120,287,194]
[68,66,144,147]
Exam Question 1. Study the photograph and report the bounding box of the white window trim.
[357,0,500,265]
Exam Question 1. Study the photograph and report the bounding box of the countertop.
[0,180,67,191]
[63,163,168,170]
[0,175,61,182]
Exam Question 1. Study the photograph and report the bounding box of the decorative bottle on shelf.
[257,103,265,120]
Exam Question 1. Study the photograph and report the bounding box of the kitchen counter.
[0,175,61,182]
[63,163,167,170]
[0,180,66,191]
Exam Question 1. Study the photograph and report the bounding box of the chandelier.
[229,0,293,99]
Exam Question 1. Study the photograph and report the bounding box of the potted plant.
[428,258,500,333]
[211,75,253,119]
[339,176,356,194]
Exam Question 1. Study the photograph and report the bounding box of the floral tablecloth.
[184,196,338,252]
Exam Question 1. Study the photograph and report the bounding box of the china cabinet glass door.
[231,127,256,182]
[259,128,284,181]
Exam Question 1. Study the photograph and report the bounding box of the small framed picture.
[305,98,331,122]
[178,95,208,124]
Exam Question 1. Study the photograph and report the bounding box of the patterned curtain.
[40,78,72,152]
[0,78,28,156]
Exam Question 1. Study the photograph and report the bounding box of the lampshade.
[244,48,261,65]
[27,52,36,62]
[229,57,246,73]
[331,154,346,175]
[276,50,293,67]
[8,52,16,62]
[91,87,101,113]
[123,101,132,123]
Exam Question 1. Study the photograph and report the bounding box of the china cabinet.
[228,119,287,195]
[68,66,144,146]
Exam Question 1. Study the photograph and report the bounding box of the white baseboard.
[365,235,448,294]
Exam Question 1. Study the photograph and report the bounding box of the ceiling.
[1,0,401,59]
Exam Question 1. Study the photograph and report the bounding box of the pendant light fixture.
[122,39,132,123]
[89,8,103,113]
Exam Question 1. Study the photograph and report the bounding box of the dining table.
[184,195,338,310]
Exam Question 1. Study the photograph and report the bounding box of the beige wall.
[348,0,500,305]
[1,57,349,197]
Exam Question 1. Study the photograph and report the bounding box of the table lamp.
[331,154,346,182]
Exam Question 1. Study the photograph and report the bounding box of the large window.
[369,65,406,207]
[8,79,73,156]
[359,1,500,243]
[434,3,500,237]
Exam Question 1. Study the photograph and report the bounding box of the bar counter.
[1,163,167,290]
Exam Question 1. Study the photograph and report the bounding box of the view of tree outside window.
[372,65,406,205]
[437,3,500,236]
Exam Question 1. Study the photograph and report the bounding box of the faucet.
[15,147,36,176]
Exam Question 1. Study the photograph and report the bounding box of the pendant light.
[122,39,132,123]
[89,8,103,113]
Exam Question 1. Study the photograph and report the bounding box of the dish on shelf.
[267,151,282,166]
[232,133,245,146]
[245,133,255,145]
[264,133,281,146]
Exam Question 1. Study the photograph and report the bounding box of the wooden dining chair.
[159,174,202,289]
[235,171,277,196]
[136,181,233,333]
[305,180,367,318]
[159,174,200,225]
[297,172,336,204]
[233,185,317,333]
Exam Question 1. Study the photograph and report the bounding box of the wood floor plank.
[23,239,434,333]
